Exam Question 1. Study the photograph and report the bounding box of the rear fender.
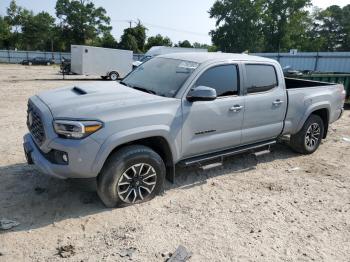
[295,102,330,134]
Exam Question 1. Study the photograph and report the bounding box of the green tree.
[5,0,23,33]
[341,5,350,50]
[175,40,192,48]
[5,0,31,49]
[145,34,172,51]
[118,21,147,52]
[209,0,264,53]
[21,12,56,51]
[308,5,343,51]
[118,33,139,52]
[0,16,11,49]
[209,0,313,52]
[261,0,311,52]
[130,21,147,52]
[55,0,112,50]
[98,32,118,49]
[193,42,218,52]
[281,9,315,51]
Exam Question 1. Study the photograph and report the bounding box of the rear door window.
[245,64,278,94]
[195,65,239,97]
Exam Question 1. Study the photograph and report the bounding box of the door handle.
[273,100,284,106]
[229,105,244,112]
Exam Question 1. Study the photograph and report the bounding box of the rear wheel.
[97,145,165,208]
[109,71,119,81]
[290,114,324,154]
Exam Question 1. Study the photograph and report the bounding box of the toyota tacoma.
[24,53,346,207]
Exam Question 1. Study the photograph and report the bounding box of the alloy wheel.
[305,123,321,151]
[117,163,157,204]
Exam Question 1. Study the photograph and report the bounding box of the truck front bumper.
[23,133,101,179]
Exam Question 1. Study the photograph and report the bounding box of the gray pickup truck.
[24,53,345,207]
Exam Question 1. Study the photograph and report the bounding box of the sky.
[0,0,349,45]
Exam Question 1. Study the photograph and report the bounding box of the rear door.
[241,63,287,144]
[181,63,245,158]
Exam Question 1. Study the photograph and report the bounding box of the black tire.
[97,145,166,208]
[290,114,324,154]
[109,71,119,81]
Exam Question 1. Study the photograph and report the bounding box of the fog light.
[62,153,68,163]
[48,150,69,165]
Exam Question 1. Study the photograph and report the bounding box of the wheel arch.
[93,131,177,183]
[311,108,329,138]
[297,105,330,139]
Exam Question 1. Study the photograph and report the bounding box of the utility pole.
[128,20,133,28]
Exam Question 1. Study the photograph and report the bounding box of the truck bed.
[283,78,344,136]
[285,77,335,89]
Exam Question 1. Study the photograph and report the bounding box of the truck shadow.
[166,143,298,191]
[0,143,300,233]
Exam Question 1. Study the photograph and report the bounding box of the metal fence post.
[7,49,10,63]
[314,52,319,72]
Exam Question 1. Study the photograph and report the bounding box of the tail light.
[338,85,346,104]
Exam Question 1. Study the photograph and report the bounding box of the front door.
[181,64,245,158]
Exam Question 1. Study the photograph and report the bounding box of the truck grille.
[27,102,46,146]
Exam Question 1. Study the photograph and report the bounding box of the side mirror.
[187,86,217,102]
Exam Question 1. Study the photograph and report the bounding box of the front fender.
[91,125,179,175]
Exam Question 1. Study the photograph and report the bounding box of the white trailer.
[71,45,133,80]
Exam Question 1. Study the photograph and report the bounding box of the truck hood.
[37,82,170,119]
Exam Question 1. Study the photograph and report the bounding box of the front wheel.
[290,114,324,154]
[97,145,166,208]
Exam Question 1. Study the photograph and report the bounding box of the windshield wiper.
[131,86,157,95]
[119,81,128,87]
[120,81,157,95]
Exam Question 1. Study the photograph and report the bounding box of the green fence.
[298,74,350,99]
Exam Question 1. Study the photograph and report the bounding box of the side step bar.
[178,140,276,167]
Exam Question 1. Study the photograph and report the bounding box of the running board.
[253,148,271,157]
[178,140,276,167]
[200,162,223,170]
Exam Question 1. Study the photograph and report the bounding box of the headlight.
[53,120,103,139]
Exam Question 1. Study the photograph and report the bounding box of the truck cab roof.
[159,52,277,64]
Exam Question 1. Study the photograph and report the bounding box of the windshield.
[122,57,199,98]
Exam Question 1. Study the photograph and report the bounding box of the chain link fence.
[2,50,350,73]
[0,50,71,64]
[0,50,144,64]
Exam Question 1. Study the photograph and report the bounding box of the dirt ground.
[0,64,349,262]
